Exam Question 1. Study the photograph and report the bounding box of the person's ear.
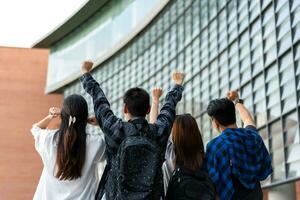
[146,105,151,115]
[123,104,129,114]
[214,120,222,132]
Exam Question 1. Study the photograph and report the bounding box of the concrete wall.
[0,47,62,200]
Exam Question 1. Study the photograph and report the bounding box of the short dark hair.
[206,98,236,126]
[123,87,150,117]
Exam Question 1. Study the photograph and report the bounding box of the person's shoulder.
[208,134,224,144]
[244,125,258,132]
[31,124,58,138]
[237,126,259,135]
[206,135,225,151]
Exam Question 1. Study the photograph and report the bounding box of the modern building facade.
[34,0,300,199]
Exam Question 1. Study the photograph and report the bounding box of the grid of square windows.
[63,0,300,187]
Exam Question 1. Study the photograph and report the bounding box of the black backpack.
[166,166,216,200]
[115,122,161,200]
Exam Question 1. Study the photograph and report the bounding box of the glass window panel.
[278,32,292,55]
[277,17,291,39]
[266,62,279,82]
[255,100,267,127]
[229,29,238,43]
[239,15,249,32]
[259,127,270,150]
[281,94,297,113]
[267,91,281,120]
[284,111,300,147]
[264,31,276,50]
[286,144,300,163]
[200,1,208,28]
[272,159,286,181]
[229,65,239,79]
[230,78,239,90]
[263,18,276,39]
[271,120,284,151]
[293,21,300,43]
[241,68,251,84]
[249,0,260,21]
[251,18,261,36]
[252,55,264,76]
[292,3,300,26]
[276,1,289,25]
[287,160,300,178]
[262,5,273,25]
[241,83,252,97]
[264,45,277,65]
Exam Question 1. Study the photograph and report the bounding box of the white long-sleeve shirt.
[31,124,106,200]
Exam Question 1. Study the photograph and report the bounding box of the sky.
[0,0,86,48]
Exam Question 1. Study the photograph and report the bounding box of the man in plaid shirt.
[206,91,272,200]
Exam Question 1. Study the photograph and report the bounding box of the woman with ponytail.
[31,94,106,200]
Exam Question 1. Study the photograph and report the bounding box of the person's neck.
[126,115,145,122]
[220,123,238,132]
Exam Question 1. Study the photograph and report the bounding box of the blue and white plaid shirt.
[206,126,272,200]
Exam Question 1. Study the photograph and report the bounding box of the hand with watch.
[227,90,256,127]
[227,91,244,105]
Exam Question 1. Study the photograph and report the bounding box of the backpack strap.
[128,118,150,137]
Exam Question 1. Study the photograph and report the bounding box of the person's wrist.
[47,114,54,120]
[234,98,244,105]
[152,98,160,104]
[82,71,90,75]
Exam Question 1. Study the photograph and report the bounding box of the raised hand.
[227,91,239,102]
[172,71,185,85]
[152,87,163,101]
[81,60,94,74]
[49,107,61,119]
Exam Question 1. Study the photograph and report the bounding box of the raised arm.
[35,107,60,129]
[154,71,185,136]
[149,87,163,123]
[80,61,122,142]
[227,91,256,128]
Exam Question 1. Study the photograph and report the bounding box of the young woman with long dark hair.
[31,94,106,200]
[150,91,216,200]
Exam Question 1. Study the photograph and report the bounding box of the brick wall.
[0,47,62,200]
[297,180,300,200]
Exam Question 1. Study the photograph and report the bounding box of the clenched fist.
[49,107,61,119]
[152,87,163,101]
[227,91,239,101]
[172,71,185,85]
[81,60,94,74]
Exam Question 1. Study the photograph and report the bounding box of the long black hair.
[55,94,88,180]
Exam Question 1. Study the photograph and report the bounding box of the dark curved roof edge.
[32,0,109,48]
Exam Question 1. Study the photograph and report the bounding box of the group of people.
[31,61,272,200]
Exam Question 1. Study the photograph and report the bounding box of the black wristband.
[235,99,244,105]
